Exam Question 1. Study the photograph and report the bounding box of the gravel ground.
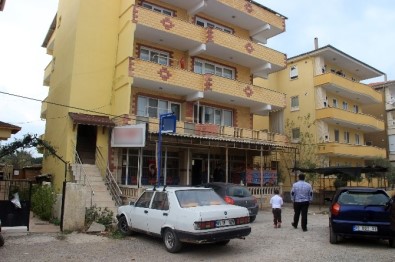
[1,204,394,262]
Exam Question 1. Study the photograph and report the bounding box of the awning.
[293,166,388,177]
[69,112,115,127]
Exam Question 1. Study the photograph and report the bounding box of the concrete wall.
[63,183,87,231]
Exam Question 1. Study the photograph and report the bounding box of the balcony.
[132,6,286,77]
[314,73,382,104]
[316,107,384,132]
[129,57,286,114]
[43,59,54,86]
[160,0,285,43]
[40,98,47,119]
[132,116,289,146]
[317,142,386,159]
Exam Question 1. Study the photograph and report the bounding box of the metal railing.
[95,147,123,206]
[72,144,94,207]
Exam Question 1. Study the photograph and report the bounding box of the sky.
[1,0,395,156]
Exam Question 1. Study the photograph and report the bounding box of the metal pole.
[157,131,162,187]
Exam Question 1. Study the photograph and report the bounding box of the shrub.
[85,205,114,230]
[31,184,56,220]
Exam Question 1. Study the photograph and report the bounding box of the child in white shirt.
[270,189,283,228]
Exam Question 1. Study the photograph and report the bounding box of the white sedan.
[117,186,251,253]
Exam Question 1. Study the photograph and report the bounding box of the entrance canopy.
[293,166,388,179]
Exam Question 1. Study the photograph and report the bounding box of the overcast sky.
[1,0,395,155]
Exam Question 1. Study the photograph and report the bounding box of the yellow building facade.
[41,0,293,194]
[256,43,387,191]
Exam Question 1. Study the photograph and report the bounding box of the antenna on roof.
[153,185,157,191]
[163,185,168,191]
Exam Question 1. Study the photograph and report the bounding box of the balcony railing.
[316,107,384,132]
[314,73,382,104]
[317,142,386,159]
[129,58,286,112]
[131,116,288,146]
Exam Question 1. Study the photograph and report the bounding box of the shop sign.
[111,124,146,147]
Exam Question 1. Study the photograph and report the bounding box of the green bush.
[31,184,56,220]
[85,205,114,230]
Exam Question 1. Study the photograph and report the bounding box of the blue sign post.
[158,113,176,187]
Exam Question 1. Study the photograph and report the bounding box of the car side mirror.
[129,201,135,206]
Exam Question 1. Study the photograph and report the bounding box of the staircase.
[71,164,118,215]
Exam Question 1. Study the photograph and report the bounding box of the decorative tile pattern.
[132,6,139,23]
[245,42,255,54]
[128,57,135,77]
[204,74,213,91]
[157,67,172,81]
[207,27,214,43]
[244,85,254,97]
[244,2,253,13]
[161,17,175,30]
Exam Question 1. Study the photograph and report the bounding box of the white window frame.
[194,105,233,126]
[353,105,359,113]
[142,2,173,16]
[355,133,360,145]
[290,66,298,80]
[290,96,299,111]
[344,131,350,143]
[194,58,234,79]
[342,101,348,111]
[140,46,170,66]
[137,96,181,120]
[332,98,338,108]
[195,17,233,34]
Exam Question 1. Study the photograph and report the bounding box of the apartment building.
[256,40,387,189]
[40,0,291,197]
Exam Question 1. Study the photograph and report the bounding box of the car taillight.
[194,221,216,230]
[331,202,341,216]
[235,216,250,225]
[224,196,235,205]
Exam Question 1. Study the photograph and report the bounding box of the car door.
[147,191,169,235]
[131,191,154,231]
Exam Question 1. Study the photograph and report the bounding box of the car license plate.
[216,219,235,227]
[352,225,378,232]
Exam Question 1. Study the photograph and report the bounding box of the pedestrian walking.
[291,173,313,232]
[270,189,283,228]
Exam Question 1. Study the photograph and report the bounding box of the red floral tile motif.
[161,17,175,30]
[207,27,214,43]
[245,2,253,13]
[158,67,172,81]
[132,6,139,23]
[245,42,255,54]
[204,74,213,91]
[244,85,254,97]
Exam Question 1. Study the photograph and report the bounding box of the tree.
[0,150,35,169]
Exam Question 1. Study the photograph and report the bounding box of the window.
[140,46,169,66]
[151,192,169,210]
[135,191,154,208]
[193,59,234,79]
[290,66,298,79]
[195,17,233,34]
[194,105,233,126]
[344,131,350,143]
[137,96,181,120]
[292,128,300,141]
[334,129,339,142]
[332,98,338,108]
[291,96,299,111]
[355,133,360,145]
[342,101,348,110]
[353,105,359,113]
[142,2,173,16]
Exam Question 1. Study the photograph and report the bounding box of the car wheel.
[0,234,4,247]
[389,238,395,248]
[163,228,182,253]
[216,240,230,245]
[118,216,133,236]
[329,226,338,244]
[249,216,256,223]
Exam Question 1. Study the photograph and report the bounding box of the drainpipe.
[314,37,319,50]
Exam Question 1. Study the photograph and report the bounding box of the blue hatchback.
[328,187,395,247]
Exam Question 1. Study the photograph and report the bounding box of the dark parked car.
[203,182,259,222]
[328,187,394,247]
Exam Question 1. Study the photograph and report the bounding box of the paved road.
[1,204,394,262]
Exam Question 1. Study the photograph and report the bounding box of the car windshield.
[176,189,225,208]
[226,186,252,198]
[338,191,389,206]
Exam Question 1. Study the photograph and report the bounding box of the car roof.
[205,182,241,187]
[336,187,388,194]
[145,186,212,193]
